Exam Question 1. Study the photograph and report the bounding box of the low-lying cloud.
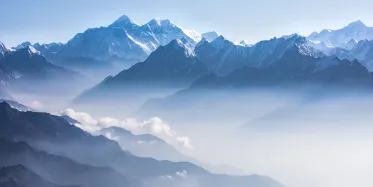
[61,108,192,149]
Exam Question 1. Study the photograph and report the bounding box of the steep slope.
[341,40,373,70]
[0,165,79,187]
[0,46,80,83]
[308,20,373,49]
[75,39,210,103]
[139,41,373,121]
[57,15,203,65]
[32,42,64,60]
[0,46,85,93]
[12,41,32,50]
[202,31,221,42]
[0,99,34,111]
[0,138,138,187]
[192,46,373,88]
[0,102,283,187]
[195,34,324,76]
[58,27,149,62]
[195,36,249,75]
[0,41,9,60]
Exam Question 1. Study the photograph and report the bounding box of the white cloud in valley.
[61,108,192,149]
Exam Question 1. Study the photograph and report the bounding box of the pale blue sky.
[0,0,372,47]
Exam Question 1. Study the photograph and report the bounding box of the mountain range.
[0,101,283,187]
[100,126,247,175]
[11,16,220,71]
[308,20,373,49]
[3,15,373,187]
[0,165,79,187]
[74,39,210,103]
[0,42,83,93]
[76,30,373,104]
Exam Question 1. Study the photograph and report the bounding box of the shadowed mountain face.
[192,42,373,89]
[0,101,284,187]
[73,39,210,107]
[0,165,79,187]
[195,35,324,76]
[0,45,85,94]
[137,41,373,126]
[48,16,202,67]
[100,39,208,86]
[0,138,138,187]
[0,99,34,111]
[0,46,74,81]
[0,42,8,60]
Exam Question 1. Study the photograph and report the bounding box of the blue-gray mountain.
[326,40,373,71]
[77,33,373,105]
[195,34,324,76]
[0,165,79,187]
[307,20,373,70]
[14,15,216,70]
[0,139,133,187]
[308,20,373,49]
[0,44,82,90]
[0,101,283,187]
[192,36,373,88]
[100,126,247,175]
[137,35,373,121]
[74,39,210,103]
[0,41,8,60]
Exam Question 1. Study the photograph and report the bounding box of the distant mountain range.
[100,126,247,175]
[0,138,135,187]
[0,165,79,187]
[308,20,373,49]
[10,15,219,70]
[76,29,373,104]
[74,39,210,104]
[5,18,373,98]
[0,101,283,187]
[0,43,82,92]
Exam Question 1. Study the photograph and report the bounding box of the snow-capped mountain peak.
[0,42,7,51]
[0,41,9,59]
[181,29,202,43]
[238,40,252,47]
[109,15,139,28]
[282,33,305,42]
[307,20,373,49]
[210,35,234,48]
[202,31,221,42]
[170,39,195,57]
[346,20,366,28]
[147,18,174,28]
[282,33,304,40]
[18,46,41,56]
[13,41,32,51]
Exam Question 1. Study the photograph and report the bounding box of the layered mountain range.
[10,16,220,70]
[0,101,283,187]
[5,17,373,95]
[76,27,373,103]
[0,42,82,90]
[3,15,373,187]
